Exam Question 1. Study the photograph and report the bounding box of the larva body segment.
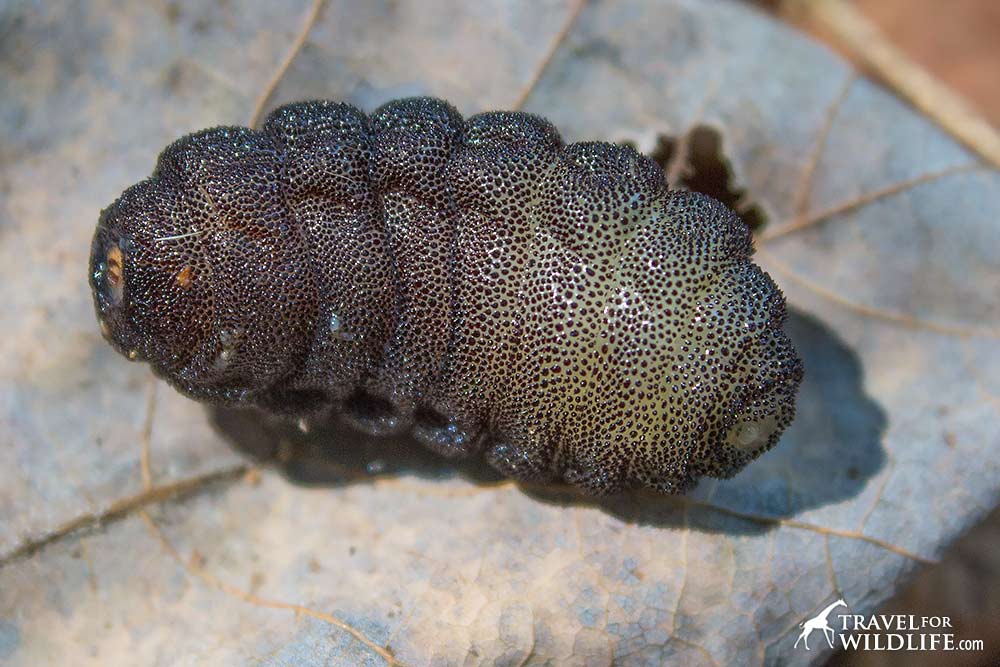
[90,97,803,495]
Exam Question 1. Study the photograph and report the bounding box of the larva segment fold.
[89,97,803,495]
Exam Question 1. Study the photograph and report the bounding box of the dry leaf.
[1,1,997,665]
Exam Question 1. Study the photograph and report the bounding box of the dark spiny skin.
[90,97,803,495]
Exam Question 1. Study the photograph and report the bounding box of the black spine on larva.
[89,96,804,495]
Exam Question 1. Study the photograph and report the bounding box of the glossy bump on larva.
[727,416,778,451]
[215,328,242,369]
[329,313,356,341]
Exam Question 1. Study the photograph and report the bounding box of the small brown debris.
[106,245,124,287]
[175,265,193,289]
[189,549,206,569]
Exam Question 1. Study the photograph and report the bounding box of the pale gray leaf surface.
[1,1,997,665]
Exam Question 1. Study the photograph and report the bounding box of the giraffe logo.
[794,599,848,650]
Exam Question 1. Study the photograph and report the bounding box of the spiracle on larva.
[89,96,803,495]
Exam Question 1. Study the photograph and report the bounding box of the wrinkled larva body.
[89,97,803,495]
